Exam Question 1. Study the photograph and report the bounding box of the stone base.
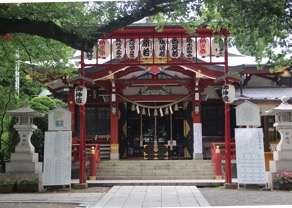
[74,183,88,189]
[269,160,292,172]
[6,161,42,173]
[110,153,119,160]
[224,183,238,189]
[273,150,292,161]
[193,153,203,160]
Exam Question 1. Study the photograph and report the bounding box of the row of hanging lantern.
[131,103,179,117]
[89,37,223,60]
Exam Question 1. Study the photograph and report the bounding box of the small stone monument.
[266,96,292,188]
[5,100,44,191]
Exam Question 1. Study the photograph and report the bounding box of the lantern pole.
[224,36,232,184]
[79,51,86,184]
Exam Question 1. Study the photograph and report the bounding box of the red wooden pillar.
[110,85,119,159]
[79,51,86,184]
[224,36,232,184]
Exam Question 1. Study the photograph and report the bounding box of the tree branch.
[0,0,191,51]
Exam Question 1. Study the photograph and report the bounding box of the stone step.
[96,160,215,180]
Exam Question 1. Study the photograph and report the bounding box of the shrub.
[17,178,39,185]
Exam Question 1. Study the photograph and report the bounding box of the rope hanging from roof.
[117,93,193,109]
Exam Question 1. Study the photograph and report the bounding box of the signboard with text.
[43,131,72,186]
[235,128,266,185]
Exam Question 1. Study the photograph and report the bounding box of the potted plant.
[273,172,292,190]
[0,178,16,193]
[16,178,39,192]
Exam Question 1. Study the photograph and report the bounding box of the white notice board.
[235,128,266,185]
[43,131,72,186]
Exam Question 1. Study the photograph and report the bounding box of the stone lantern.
[4,100,44,190]
[266,96,292,188]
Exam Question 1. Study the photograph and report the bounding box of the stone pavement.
[91,186,209,207]
[0,185,291,208]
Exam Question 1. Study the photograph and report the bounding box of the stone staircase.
[96,160,215,180]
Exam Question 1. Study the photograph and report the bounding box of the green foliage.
[273,172,292,186]
[0,178,16,185]
[17,178,39,185]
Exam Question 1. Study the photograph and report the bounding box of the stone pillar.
[266,96,292,188]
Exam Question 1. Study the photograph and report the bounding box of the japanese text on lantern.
[199,38,207,56]
[99,40,106,57]
[128,39,136,59]
[115,39,123,60]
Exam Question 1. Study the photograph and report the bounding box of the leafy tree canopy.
[0,0,290,68]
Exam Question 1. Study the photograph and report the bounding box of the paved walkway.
[0,185,291,208]
[91,186,210,208]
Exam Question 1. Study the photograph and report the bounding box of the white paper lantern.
[154,38,167,58]
[141,38,153,59]
[169,37,181,58]
[183,38,196,59]
[126,38,138,59]
[112,39,125,60]
[74,86,87,105]
[198,38,210,58]
[97,39,110,59]
[211,38,222,57]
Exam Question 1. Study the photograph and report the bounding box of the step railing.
[72,144,100,180]
[211,142,236,179]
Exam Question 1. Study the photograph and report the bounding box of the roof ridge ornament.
[281,96,289,104]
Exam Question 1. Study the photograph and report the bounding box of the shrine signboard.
[43,131,72,186]
[235,128,266,185]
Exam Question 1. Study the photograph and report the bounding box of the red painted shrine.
[42,24,291,184]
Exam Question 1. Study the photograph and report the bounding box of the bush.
[17,178,39,185]
[273,172,292,186]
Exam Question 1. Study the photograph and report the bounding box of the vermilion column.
[224,36,232,184]
[79,51,86,184]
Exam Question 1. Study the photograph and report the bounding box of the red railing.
[72,144,100,180]
[211,142,236,179]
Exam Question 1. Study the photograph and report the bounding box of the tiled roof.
[235,87,292,100]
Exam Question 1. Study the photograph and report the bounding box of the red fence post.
[215,145,222,180]
[89,147,97,180]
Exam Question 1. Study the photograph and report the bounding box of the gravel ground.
[199,187,292,206]
[0,186,292,207]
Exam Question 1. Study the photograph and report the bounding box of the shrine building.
[43,23,291,161]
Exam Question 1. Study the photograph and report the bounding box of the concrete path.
[91,186,210,208]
